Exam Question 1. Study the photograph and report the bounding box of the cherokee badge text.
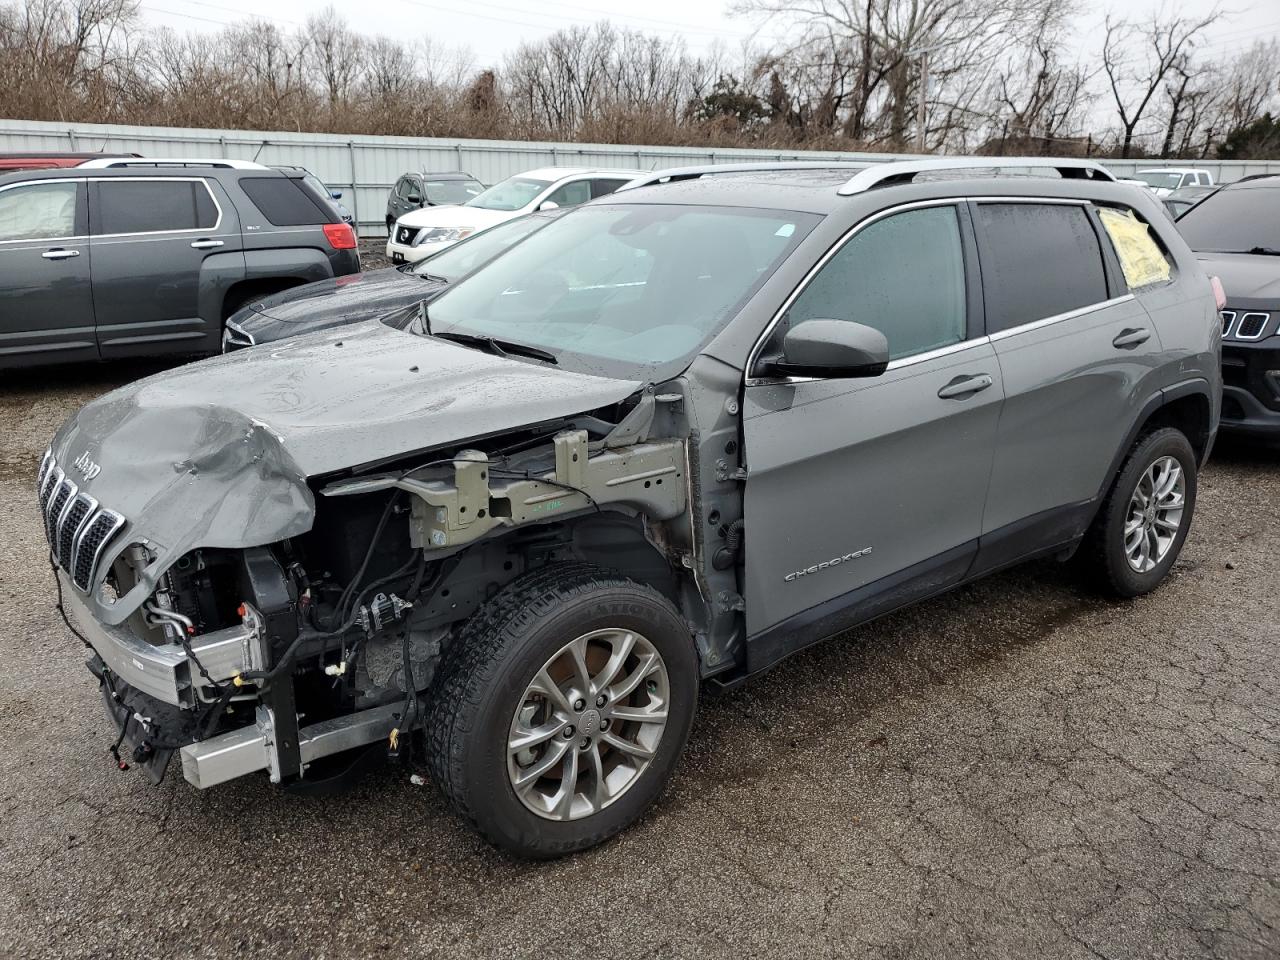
[784,547,873,582]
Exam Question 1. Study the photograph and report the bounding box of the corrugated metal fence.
[3,118,1278,237]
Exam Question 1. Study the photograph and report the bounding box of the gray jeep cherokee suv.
[41,158,1219,858]
[0,159,359,368]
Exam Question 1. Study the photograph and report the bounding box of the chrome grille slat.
[1220,310,1235,338]
[51,480,81,565]
[57,493,96,569]
[1236,312,1269,341]
[37,454,127,594]
[73,510,125,591]
[46,477,73,549]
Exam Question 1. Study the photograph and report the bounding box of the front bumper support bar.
[180,703,400,788]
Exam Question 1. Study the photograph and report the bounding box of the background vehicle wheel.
[1084,427,1198,598]
[426,563,698,858]
[386,216,395,233]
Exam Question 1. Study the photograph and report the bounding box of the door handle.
[190,239,225,249]
[1112,327,1151,349]
[41,248,80,260]
[937,374,994,400]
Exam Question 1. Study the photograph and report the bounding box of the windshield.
[1176,186,1280,252]
[411,214,553,282]
[424,178,483,205]
[1138,171,1184,189]
[424,203,819,380]
[465,177,552,212]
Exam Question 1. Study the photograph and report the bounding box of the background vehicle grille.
[37,451,126,593]
[1221,310,1272,340]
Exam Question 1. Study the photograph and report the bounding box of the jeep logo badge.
[72,450,101,481]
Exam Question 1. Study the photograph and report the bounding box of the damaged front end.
[44,386,700,791]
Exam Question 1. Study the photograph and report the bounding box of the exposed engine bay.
[55,381,744,790]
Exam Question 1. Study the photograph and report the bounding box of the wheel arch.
[1096,378,1215,503]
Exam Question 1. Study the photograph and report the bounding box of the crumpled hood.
[1197,253,1280,307]
[397,204,512,232]
[49,320,641,623]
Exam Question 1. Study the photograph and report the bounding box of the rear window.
[239,176,332,226]
[976,203,1109,334]
[1175,185,1280,253]
[96,179,217,234]
[1097,208,1173,289]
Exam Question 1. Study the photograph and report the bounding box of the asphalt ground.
[1,357,1277,960]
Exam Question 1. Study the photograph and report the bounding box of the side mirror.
[770,320,889,378]
[538,200,560,211]
[407,192,422,204]
[330,190,343,200]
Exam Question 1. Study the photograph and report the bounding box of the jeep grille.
[37,451,125,592]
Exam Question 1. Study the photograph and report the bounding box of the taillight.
[323,222,357,250]
[1209,275,1227,311]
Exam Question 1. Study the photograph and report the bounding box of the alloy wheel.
[1124,455,1186,573]
[507,628,669,821]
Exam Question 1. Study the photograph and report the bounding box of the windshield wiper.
[1247,247,1280,256]
[433,330,558,365]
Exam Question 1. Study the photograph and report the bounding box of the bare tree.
[1101,7,1222,158]
[305,6,364,124]
[0,0,1275,159]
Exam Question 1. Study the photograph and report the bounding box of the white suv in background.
[1130,168,1215,197]
[385,166,644,263]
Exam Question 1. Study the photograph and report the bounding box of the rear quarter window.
[975,202,1109,334]
[1097,207,1173,290]
[239,176,332,226]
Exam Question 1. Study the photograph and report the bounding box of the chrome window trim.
[87,175,223,238]
[1234,312,1270,341]
[747,336,992,386]
[988,295,1136,342]
[745,197,967,383]
[0,177,87,246]
[746,194,1131,386]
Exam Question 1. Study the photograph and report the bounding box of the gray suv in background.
[0,159,359,369]
[385,170,484,231]
[41,158,1218,859]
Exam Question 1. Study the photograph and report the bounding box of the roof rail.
[619,160,872,191]
[836,157,1116,195]
[77,157,269,170]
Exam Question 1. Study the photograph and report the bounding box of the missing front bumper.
[179,703,401,788]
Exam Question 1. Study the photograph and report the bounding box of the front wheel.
[426,563,698,858]
[1085,427,1198,597]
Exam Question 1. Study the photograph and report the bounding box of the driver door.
[740,202,1003,670]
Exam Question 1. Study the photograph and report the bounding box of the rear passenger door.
[741,202,1003,656]
[973,199,1164,571]
[0,178,97,365]
[89,177,244,358]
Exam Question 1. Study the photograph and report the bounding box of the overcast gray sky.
[136,0,1280,69]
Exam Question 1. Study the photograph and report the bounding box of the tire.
[1084,427,1198,598]
[426,563,698,858]
[386,216,395,233]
